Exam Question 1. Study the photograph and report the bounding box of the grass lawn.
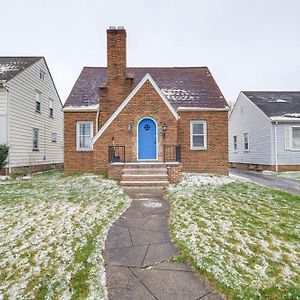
[168,174,300,300]
[0,170,130,299]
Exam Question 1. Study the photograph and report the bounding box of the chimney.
[107,26,127,83]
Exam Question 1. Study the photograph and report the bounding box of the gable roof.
[92,73,178,143]
[243,91,300,119]
[0,57,43,82]
[64,67,228,110]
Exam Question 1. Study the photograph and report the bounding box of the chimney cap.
[109,26,116,30]
[117,26,124,30]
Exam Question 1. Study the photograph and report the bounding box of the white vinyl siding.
[76,121,93,151]
[229,93,273,165]
[0,89,7,144]
[272,123,300,165]
[4,58,63,168]
[190,121,207,150]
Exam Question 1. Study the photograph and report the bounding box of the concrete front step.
[123,168,168,175]
[123,162,167,169]
[122,174,168,180]
[121,180,169,187]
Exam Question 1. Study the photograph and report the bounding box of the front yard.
[0,170,130,299]
[264,171,300,182]
[169,174,300,300]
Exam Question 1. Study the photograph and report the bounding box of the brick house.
[63,27,229,185]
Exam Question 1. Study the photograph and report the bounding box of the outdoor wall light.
[127,124,132,133]
[162,123,167,139]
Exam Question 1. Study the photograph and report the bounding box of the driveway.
[230,168,300,196]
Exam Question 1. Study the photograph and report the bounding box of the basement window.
[76,121,93,151]
[190,121,207,150]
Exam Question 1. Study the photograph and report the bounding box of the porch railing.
[163,145,181,162]
[108,145,126,163]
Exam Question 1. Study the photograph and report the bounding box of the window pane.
[193,123,203,135]
[193,135,204,147]
[80,123,90,136]
[80,136,91,148]
[292,128,300,149]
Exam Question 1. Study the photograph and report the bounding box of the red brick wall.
[178,111,228,175]
[93,80,178,172]
[64,112,97,174]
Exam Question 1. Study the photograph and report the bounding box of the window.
[40,70,45,81]
[35,91,41,112]
[49,98,54,117]
[33,128,39,150]
[244,133,249,151]
[76,121,93,151]
[233,135,237,151]
[51,133,57,143]
[190,121,207,150]
[292,127,300,150]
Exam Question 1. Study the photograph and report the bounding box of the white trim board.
[92,73,179,144]
[63,104,99,112]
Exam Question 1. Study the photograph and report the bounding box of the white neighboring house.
[229,91,300,171]
[0,57,63,173]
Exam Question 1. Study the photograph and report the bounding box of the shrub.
[0,144,9,170]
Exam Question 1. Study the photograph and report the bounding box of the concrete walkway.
[230,168,300,196]
[104,189,222,300]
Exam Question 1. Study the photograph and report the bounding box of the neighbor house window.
[190,121,207,150]
[244,133,249,151]
[40,70,45,81]
[49,98,54,117]
[233,135,237,151]
[51,133,57,143]
[292,127,300,150]
[76,121,93,151]
[35,91,41,112]
[33,128,39,150]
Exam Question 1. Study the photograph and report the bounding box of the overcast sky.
[1,0,299,105]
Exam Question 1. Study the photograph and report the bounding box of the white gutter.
[63,104,99,112]
[270,116,300,123]
[177,106,230,112]
[274,121,278,172]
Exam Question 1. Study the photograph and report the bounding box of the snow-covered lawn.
[0,170,130,299]
[264,170,300,181]
[168,173,300,299]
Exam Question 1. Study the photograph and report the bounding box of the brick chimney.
[107,26,127,83]
[99,26,133,127]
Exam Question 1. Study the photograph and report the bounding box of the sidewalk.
[103,189,222,300]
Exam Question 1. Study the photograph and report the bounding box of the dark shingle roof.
[0,57,43,81]
[243,91,300,117]
[64,67,228,109]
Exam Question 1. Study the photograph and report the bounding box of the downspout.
[96,106,99,132]
[274,121,278,172]
[2,82,11,174]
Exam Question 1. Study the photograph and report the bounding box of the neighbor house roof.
[64,67,228,109]
[243,91,300,119]
[0,57,43,82]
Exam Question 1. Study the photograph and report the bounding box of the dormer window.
[40,70,45,81]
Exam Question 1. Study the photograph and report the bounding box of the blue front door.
[138,118,157,160]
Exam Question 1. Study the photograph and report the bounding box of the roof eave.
[177,106,230,112]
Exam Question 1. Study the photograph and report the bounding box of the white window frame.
[233,135,238,152]
[51,132,57,143]
[33,128,39,151]
[40,70,45,81]
[291,126,300,151]
[76,121,93,151]
[190,120,207,150]
[35,91,41,113]
[49,98,54,118]
[244,132,249,151]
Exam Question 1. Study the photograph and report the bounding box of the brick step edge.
[121,180,169,186]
